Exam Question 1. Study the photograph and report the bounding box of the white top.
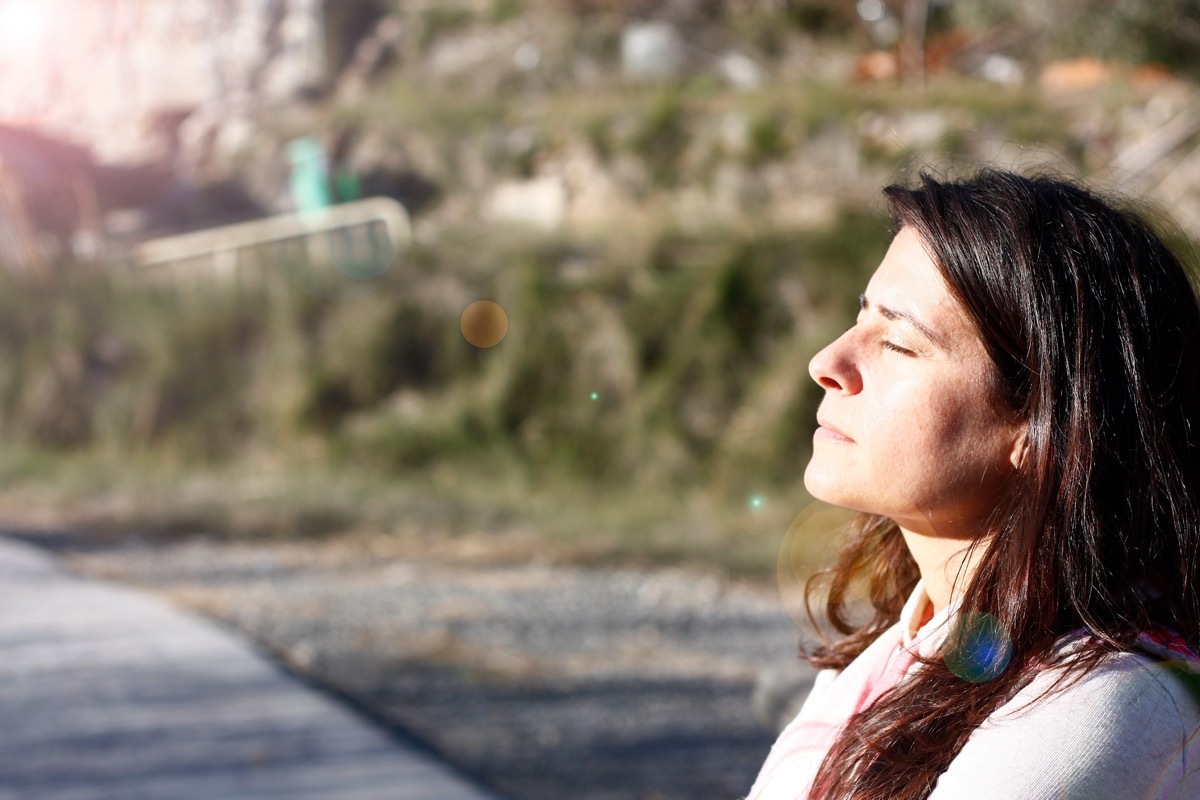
[749,582,1200,799]
[930,650,1200,798]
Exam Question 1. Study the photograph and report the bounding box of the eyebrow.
[858,294,950,351]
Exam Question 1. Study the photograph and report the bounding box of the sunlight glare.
[0,0,53,61]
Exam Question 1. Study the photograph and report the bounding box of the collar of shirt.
[900,579,958,655]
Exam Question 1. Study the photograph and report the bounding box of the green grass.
[333,67,1079,208]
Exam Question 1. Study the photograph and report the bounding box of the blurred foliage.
[508,0,1200,76]
[414,3,478,52]
[925,0,1200,77]
[0,217,894,576]
[1038,0,1200,74]
[628,91,690,186]
[323,0,389,72]
[0,215,884,494]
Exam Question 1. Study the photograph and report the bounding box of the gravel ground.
[21,530,818,800]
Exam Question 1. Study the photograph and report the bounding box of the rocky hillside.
[6,1,1200,248]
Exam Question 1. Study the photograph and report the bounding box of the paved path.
[0,536,502,800]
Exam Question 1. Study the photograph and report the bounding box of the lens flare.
[943,612,1013,683]
[460,301,509,348]
[776,502,857,631]
[0,1,52,61]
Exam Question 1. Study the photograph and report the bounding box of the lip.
[815,418,854,442]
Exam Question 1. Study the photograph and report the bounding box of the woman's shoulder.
[928,648,1200,799]
[1015,629,1200,728]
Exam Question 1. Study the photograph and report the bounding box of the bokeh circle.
[776,501,857,632]
[460,301,509,348]
[943,611,1013,683]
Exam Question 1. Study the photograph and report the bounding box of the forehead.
[865,227,976,342]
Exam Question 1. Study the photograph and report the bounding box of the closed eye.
[881,340,915,356]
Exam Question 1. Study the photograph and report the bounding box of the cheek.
[921,401,1017,488]
[880,379,1006,473]
[864,374,939,439]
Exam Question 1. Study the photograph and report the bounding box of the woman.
[749,169,1200,799]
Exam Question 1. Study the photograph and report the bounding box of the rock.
[719,112,753,158]
[426,25,525,82]
[559,146,622,228]
[854,50,899,83]
[892,110,952,150]
[717,52,766,91]
[712,162,764,214]
[485,175,567,229]
[0,0,330,165]
[977,54,1024,86]
[857,0,900,45]
[514,42,541,72]
[621,22,685,81]
[770,192,838,229]
[1040,57,1112,94]
[859,110,950,153]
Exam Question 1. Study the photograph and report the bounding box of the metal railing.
[132,196,411,282]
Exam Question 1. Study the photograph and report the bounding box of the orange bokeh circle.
[460,301,509,348]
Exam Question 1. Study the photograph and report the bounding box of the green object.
[333,169,360,203]
[286,137,331,212]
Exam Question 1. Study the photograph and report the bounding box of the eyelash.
[881,340,915,356]
[846,315,917,356]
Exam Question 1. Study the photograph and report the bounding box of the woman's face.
[804,227,1026,538]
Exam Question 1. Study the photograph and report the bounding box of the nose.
[808,329,862,394]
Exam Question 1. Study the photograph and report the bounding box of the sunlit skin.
[0,1,52,61]
[804,227,1027,615]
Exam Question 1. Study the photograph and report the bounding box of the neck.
[899,525,990,615]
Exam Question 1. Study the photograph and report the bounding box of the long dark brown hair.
[805,170,1200,799]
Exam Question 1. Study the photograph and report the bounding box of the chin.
[803,465,876,515]
[803,464,847,506]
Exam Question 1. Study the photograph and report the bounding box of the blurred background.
[1,1,1199,798]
